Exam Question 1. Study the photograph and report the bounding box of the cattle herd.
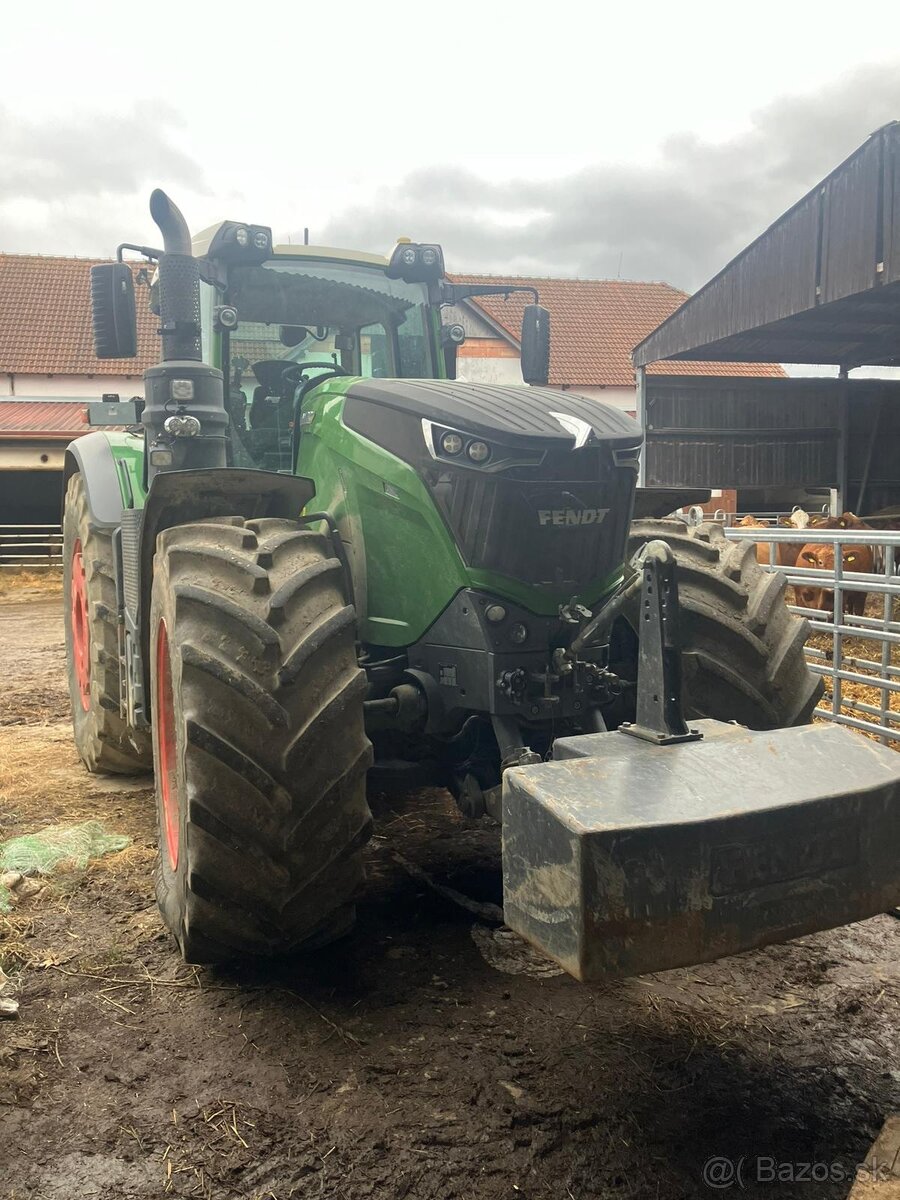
[734,508,899,618]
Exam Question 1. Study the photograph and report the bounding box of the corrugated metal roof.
[634,122,900,368]
[0,400,94,436]
[457,275,784,387]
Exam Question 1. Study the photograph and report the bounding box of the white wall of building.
[0,440,68,470]
[455,355,524,386]
[1,375,144,399]
[1,359,638,410]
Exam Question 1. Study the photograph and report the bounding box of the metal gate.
[724,525,900,745]
[0,524,63,566]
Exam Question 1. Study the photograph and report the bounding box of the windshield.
[222,258,434,471]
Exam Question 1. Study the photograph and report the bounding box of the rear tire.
[623,518,823,728]
[149,516,373,964]
[63,472,152,773]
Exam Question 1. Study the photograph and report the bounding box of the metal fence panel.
[724,525,900,745]
[0,524,63,565]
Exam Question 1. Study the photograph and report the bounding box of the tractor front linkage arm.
[619,540,703,746]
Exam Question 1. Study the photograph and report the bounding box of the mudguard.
[129,467,317,710]
[65,447,319,730]
[63,431,132,528]
[137,467,316,609]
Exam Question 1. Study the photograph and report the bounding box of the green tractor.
[64,190,900,979]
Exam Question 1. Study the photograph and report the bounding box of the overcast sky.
[2,0,899,291]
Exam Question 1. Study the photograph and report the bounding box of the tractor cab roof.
[272,245,389,267]
[191,222,391,269]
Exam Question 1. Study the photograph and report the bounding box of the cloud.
[0,102,205,254]
[317,66,900,291]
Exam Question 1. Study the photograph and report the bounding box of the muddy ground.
[1,586,898,1200]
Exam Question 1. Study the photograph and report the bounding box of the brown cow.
[808,511,870,531]
[794,541,875,616]
[736,515,799,568]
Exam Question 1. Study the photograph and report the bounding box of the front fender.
[135,467,317,712]
[138,467,317,595]
[63,432,133,527]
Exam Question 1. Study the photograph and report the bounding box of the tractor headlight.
[206,220,274,264]
[149,445,174,467]
[440,432,463,455]
[509,622,528,645]
[213,305,239,332]
[485,604,507,623]
[170,379,195,401]
[466,440,491,463]
[442,323,466,347]
[387,240,445,283]
[164,414,201,437]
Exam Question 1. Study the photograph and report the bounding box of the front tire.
[63,472,152,773]
[149,516,373,964]
[623,519,823,728]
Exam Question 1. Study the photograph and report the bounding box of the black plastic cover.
[343,387,640,590]
[347,379,642,449]
[431,470,636,588]
[520,304,551,386]
[90,263,137,359]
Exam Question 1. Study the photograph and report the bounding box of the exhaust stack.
[143,190,227,478]
[150,189,202,363]
[149,188,192,255]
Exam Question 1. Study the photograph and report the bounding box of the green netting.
[0,821,131,911]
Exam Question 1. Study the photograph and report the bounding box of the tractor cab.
[187,233,439,472]
[183,222,550,473]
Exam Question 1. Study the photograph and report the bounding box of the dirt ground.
[1,585,898,1200]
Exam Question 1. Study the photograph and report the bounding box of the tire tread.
[151,516,372,964]
[63,473,151,773]
[627,518,823,728]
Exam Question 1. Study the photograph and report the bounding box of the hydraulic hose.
[570,570,642,655]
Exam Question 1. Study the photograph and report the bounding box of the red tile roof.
[456,275,785,387]
[0,255,158,376]
[0,255,783,387]
[0,400,100,438]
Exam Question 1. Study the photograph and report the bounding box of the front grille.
[429,451,636,590]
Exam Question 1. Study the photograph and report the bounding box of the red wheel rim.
[155,620,180,871]
[70,539,91,711]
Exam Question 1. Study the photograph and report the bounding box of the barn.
[633,121,900,517]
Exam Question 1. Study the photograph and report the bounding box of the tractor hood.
[342,381,642,595]
[344,379,642,451]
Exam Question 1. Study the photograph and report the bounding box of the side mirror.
[90,264,137,359]
[280,325,307,348]
[520,304,550,386]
